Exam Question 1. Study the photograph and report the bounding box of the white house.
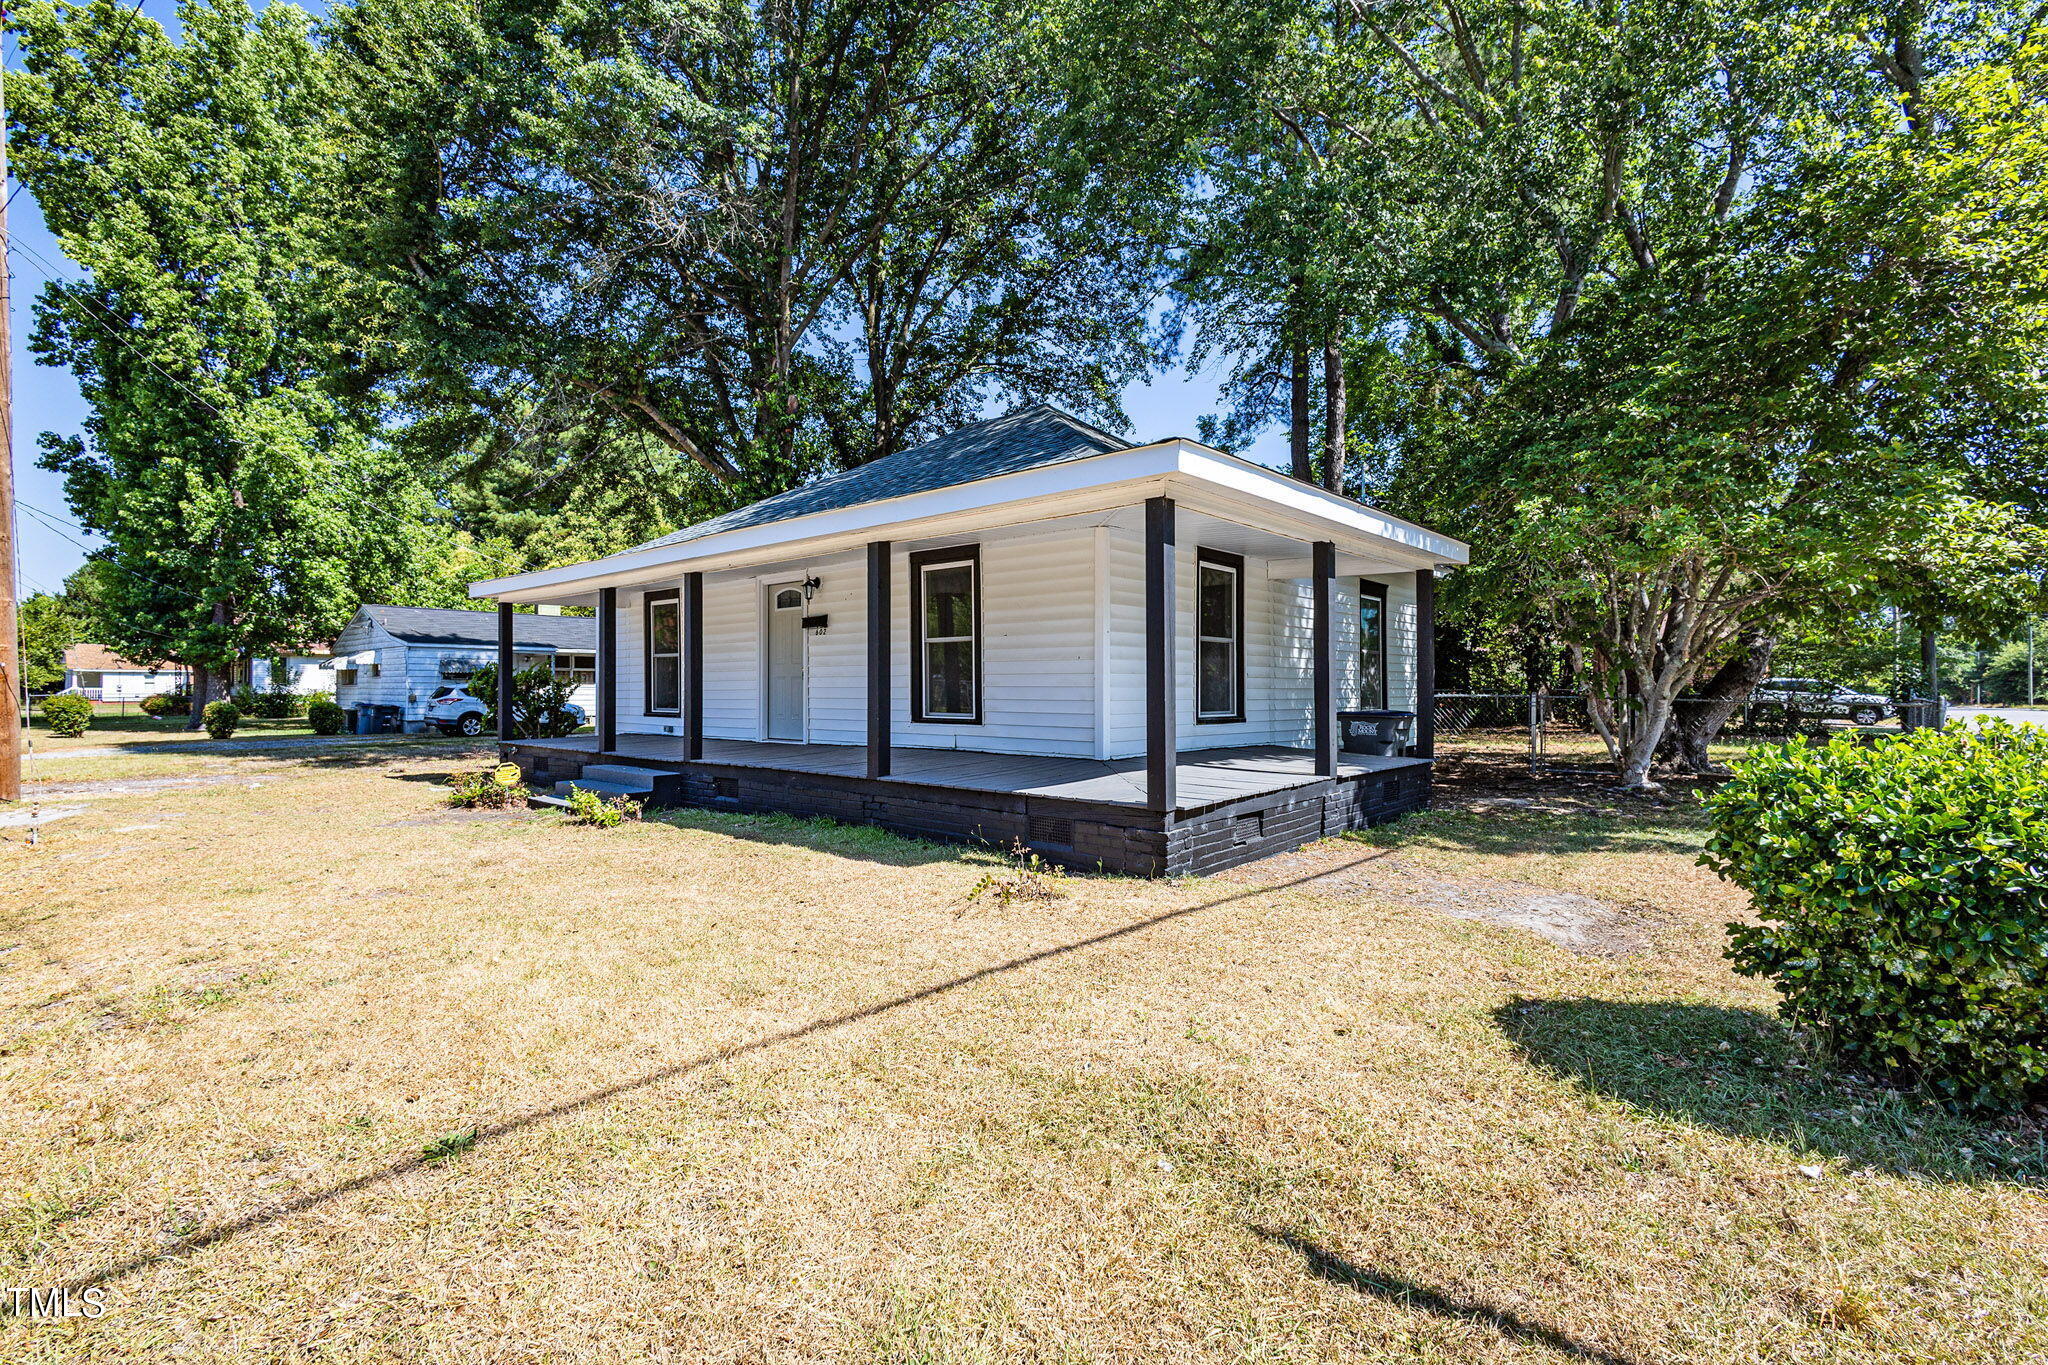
[241,647,343,696]
[331,605,598,731]
[60,645,192,701]
[471,405,1468,875]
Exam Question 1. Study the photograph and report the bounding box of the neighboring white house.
[331,605,598,731]
[60,645,192,701]
[469,404,1469,875]
[240,647,343,696]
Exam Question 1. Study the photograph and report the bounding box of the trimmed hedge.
[307,697,347,735]
[202,700,241,740]
[1703,721,2048,1112]
[42,694,95,737]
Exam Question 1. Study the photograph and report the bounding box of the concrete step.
[579,764,673,787]
[552,778,651,799]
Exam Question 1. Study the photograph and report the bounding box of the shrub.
[201,700,241,740]
[139,690,190,719]
[249,686,302,718]
[307,697,347,735]
[42,694,95,738]
[1703,721,2048,1112]
[231,683,261,712]
[561,783,640,828]
[446,763,529,809]
[468,661,580,738]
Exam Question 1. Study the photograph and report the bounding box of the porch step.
[577,764,673,788]
[552,778,650,799]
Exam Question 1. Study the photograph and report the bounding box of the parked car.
[425,685,586,737]
[1750,678,1892,727]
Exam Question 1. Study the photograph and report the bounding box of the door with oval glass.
[764,584,807,741]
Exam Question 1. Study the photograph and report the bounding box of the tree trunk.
[1321,329,1346,493]
[1658,632,1776,774]
[1289,275,1311,482]
[187,665,212,730]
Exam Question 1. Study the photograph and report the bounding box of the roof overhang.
[469,439,1470,604]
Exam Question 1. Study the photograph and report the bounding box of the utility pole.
[0,67,22,805]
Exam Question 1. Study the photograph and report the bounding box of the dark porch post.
[1415,568,1437,757]
[597,586,618,753]
[1146,496,1177,812]
[683,572,704,760]
[867,541,891,779]
[495,601,514,742]
[1312,541,1337,776]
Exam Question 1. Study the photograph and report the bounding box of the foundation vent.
[1027,814,1075,848]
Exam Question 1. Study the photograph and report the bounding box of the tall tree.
[1386,7,2048,783]
[327,0,1168,509]
[9,0,452,722]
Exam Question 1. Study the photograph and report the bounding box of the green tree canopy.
[9,0,462,721]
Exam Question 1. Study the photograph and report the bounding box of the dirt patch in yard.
[1225,841,1655,956]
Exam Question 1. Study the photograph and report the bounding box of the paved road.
[1951,706,2048,729]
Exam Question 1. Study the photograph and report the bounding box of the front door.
[765,585,806,741]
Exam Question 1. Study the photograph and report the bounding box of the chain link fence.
[1432,692,1948,777]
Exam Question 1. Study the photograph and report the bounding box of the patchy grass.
[0,745,2041,1361]
[23,713,323,754]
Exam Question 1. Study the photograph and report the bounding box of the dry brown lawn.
[1,743,2041,1363]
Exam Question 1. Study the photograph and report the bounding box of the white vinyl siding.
[598,509,1422,758]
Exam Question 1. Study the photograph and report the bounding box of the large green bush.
[1703,721,2048,1111]
[202,700,242,740]
[41,694,94,737]
[468,662,580,738]
[307,697,347,735]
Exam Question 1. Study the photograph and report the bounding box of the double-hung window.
[1196,548,1245,723]
[645,589,680,715]
[911,546,980,724]
[1357,580,1387,709]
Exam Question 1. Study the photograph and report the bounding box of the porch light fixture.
[802,575,821,601]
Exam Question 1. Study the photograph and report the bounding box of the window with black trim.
[1357,579,1388,709]
[1196,548,1246,722]
[645,589,680,715]
[910,546,980,724]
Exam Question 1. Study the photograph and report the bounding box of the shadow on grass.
[643,805,1013,870]
[1338,800,1709,859]
[30,848,1396,1302]
[1499,997,2045,1185]
[1257,1229,1643,1365]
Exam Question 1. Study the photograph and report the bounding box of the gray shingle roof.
[631,403,1130,553]
[363,604,595,651]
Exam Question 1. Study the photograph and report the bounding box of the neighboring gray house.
[331,605,597,731]
[470,405,1468,875]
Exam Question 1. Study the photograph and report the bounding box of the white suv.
[425,685,586,737]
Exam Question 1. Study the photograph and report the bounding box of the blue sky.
[6,3,1278,595]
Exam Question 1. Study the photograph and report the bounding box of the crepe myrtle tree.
[1389,16,2048,785]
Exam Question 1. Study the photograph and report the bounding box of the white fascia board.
[1170,444,1470,565]
[470,437,1467,601]
[470,442,1185,601]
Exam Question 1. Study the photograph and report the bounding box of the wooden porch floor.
[516,734,1428,814]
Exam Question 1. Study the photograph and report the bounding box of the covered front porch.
[501,734,1432,877]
